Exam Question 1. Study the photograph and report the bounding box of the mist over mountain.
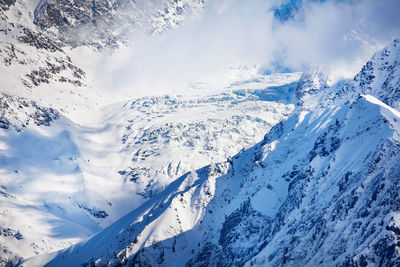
[0,1,399,267]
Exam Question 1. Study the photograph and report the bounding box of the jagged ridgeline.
[33,0,206,48]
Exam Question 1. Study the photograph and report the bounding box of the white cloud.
[94,0,400,96]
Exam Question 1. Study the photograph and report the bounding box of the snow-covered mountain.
[38,39,400,266]
[1,0,400,266]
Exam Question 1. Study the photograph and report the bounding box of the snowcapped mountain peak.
[352,38,400,109]
[334,38,400,110]
[295,38,400,113]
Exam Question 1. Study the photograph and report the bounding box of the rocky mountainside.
[0,0,206,111]
[34,0,206,48]
[0,93,59,131]
[0,0,91,116]
[42,39,400,266]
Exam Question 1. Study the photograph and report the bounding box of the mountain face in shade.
[43,39,400,267]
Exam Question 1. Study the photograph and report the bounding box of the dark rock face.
[0,1,87,89]
[308,118,342,162]
[0,226,24,266]
[77,203,109,219]
[0,36,86,87]
[0,94,60,130]
[26,57,85,87]
[34,0,118,48]
[0,0,16,12]
[34,0,115,30]
[0,226,23,240]
[216,201,271,266]
[18,27,62,52]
